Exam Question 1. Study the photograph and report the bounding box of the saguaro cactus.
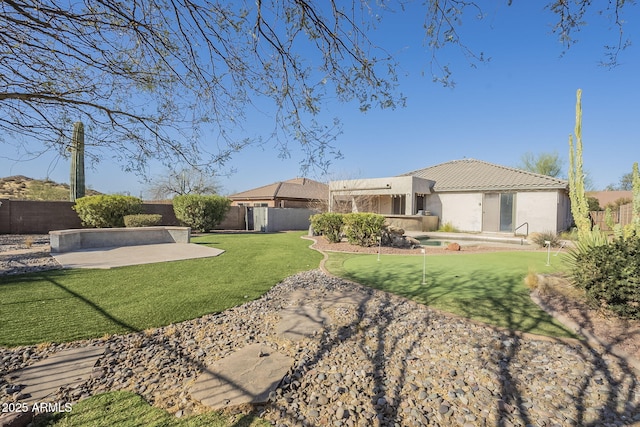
[70,121,86,201]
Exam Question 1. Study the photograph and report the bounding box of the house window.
[254,203,268,207]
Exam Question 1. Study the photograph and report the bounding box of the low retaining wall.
[49,226,191,253]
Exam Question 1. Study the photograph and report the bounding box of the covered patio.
[328,176,439,231]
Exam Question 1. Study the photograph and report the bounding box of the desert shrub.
[570,236,640,319]
[343,213,385,247]
[558,228,578,241]
[172,194,231,232]
[437,221,459,232]
[565,228,609,265]
[529,231,561,248]
[73,195,143,228]
[124,214,163,227]
[310,212,344,243]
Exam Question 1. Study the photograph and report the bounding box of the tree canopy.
[517,151,564,178]
[605,171,634,191]
[144,167,220,200]
[1,1,634,175]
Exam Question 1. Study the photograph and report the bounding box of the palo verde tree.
[1,1,635,175]
[144,167,220,200]
[518,151,564,177]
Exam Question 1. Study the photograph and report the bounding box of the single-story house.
[328,159,573,235]
[228,177,328,209]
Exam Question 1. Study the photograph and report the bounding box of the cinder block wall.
[0,199,82,234]
[0,200,246,234]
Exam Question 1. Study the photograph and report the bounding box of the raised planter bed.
[49,226,191,253]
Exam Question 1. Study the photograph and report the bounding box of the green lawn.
[34,391,270,427]
[0,232,322,347]
[326,250,577,338]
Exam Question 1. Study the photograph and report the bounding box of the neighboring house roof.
[401,158,568,192]
[587,190,633,207]
[229,178,328,201]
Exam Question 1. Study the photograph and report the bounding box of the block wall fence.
[0,200,245,234]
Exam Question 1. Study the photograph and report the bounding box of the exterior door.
[482,193,500,232]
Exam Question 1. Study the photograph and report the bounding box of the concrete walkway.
[51,243,224,269]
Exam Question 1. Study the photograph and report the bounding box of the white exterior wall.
[515,191,571,234]
[427,193,483,232]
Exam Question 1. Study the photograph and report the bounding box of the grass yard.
[326,250,577,338]
[34,391,270,427]
[0,232,322,347]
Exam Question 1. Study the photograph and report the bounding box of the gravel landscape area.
[0,234,60,276]
[1,235,639,426]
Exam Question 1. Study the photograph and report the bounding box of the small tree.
[173,195,231,232]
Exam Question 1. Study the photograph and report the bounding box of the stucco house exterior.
[328,159,573,235]
[228,177,328,208]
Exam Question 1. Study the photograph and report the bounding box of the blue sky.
[1,1,639,196]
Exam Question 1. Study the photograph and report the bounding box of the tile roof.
[401,159,568,192]
[229,178,328,200]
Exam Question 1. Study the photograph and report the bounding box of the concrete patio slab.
[51,243,224,269]
[3,346,104,404]
[190,344,293,410]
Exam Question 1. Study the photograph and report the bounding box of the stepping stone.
[287,289,370,309]
[320,290,371,309]
[4,346,104,403]
[275,305,330,340]
[190,344,293,410]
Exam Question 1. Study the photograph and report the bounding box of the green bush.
[570,236,640,319]
[73,195,143,228]
[343,213,385,247]
[172,194,231,232]
[310,213,344,243]
[123,214,163,227]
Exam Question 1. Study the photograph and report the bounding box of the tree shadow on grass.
[41,275,139,334]
[323,260,640,426]
[341,259,575,337]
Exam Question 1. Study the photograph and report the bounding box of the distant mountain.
[0,176,101,201]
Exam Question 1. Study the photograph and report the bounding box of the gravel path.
[1,234,639,426]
